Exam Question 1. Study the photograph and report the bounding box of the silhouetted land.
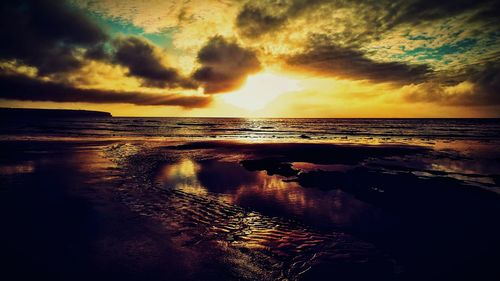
[0,108,111,119]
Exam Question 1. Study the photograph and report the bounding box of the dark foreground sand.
[1,140,499,281]
[0,140,235,281]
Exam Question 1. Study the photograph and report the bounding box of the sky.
[0,0,499,117]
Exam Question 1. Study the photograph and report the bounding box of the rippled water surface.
[98,142,404,280]
[100,139,500,280]
[156,158,389,232]
[2,117,499,143]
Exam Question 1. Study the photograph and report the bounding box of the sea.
[2,117,499,142]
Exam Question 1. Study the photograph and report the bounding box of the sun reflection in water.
[157,158,379,231]
[159,158,208,196]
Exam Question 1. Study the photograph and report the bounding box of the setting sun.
[221,72,302,111]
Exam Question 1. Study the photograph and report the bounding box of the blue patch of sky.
[394,38,478,63]
[87,12,176,49]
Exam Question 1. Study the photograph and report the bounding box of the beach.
[2,0,499,279]
[1,124,499,280]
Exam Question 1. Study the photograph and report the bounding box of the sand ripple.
[105,143,396,280]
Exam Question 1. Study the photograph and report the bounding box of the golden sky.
[0,0,499,117]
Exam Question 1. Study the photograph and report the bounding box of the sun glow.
[221,72,302,111]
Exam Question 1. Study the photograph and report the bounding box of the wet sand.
[0,140,233,281]
[1,139,499,280]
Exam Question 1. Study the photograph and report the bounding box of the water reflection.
[152,158,395,279]
[372,151,500,191]
[157,158,387,232]
[159,158,208,196]
[0,161,35,175]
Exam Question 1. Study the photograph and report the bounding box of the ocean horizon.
[3,116,500,143]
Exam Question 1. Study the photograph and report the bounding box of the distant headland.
[0,108,112,118]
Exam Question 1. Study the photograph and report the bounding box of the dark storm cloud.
[236,0,327,38]
[0,1,197,91]
[403,63,500,106]
[472,63,500,97]
[84,43,110,61]
[193,36,261,94]
[236,4,287,38]
[0,74,211,108]
[286,42,431,84]
[0,0,107,75]
[236,0,500,38]
[112,37,197,89]
[389,0,500,26]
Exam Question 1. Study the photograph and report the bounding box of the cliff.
[0,108,112,119]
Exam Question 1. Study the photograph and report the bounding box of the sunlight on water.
[142,156,396,279]
[97,140,500,280]
[159,158,208,196]
[157,158,384,231]
[0,162,35,175]
[3,118,499,148]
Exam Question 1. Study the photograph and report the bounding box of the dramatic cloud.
[286,41,431,84]
[78,0,238,52]
[236,4,287,38]
[236,0,328,38]
[402,63,500,105]
[0,1,197,89]
[387,0,499,26]
[0,74,211,108]
[112,37,196,88]
[236,0,500,39]
[0,0,107,75]
[1,0,499,116]
[193,36,261,94]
